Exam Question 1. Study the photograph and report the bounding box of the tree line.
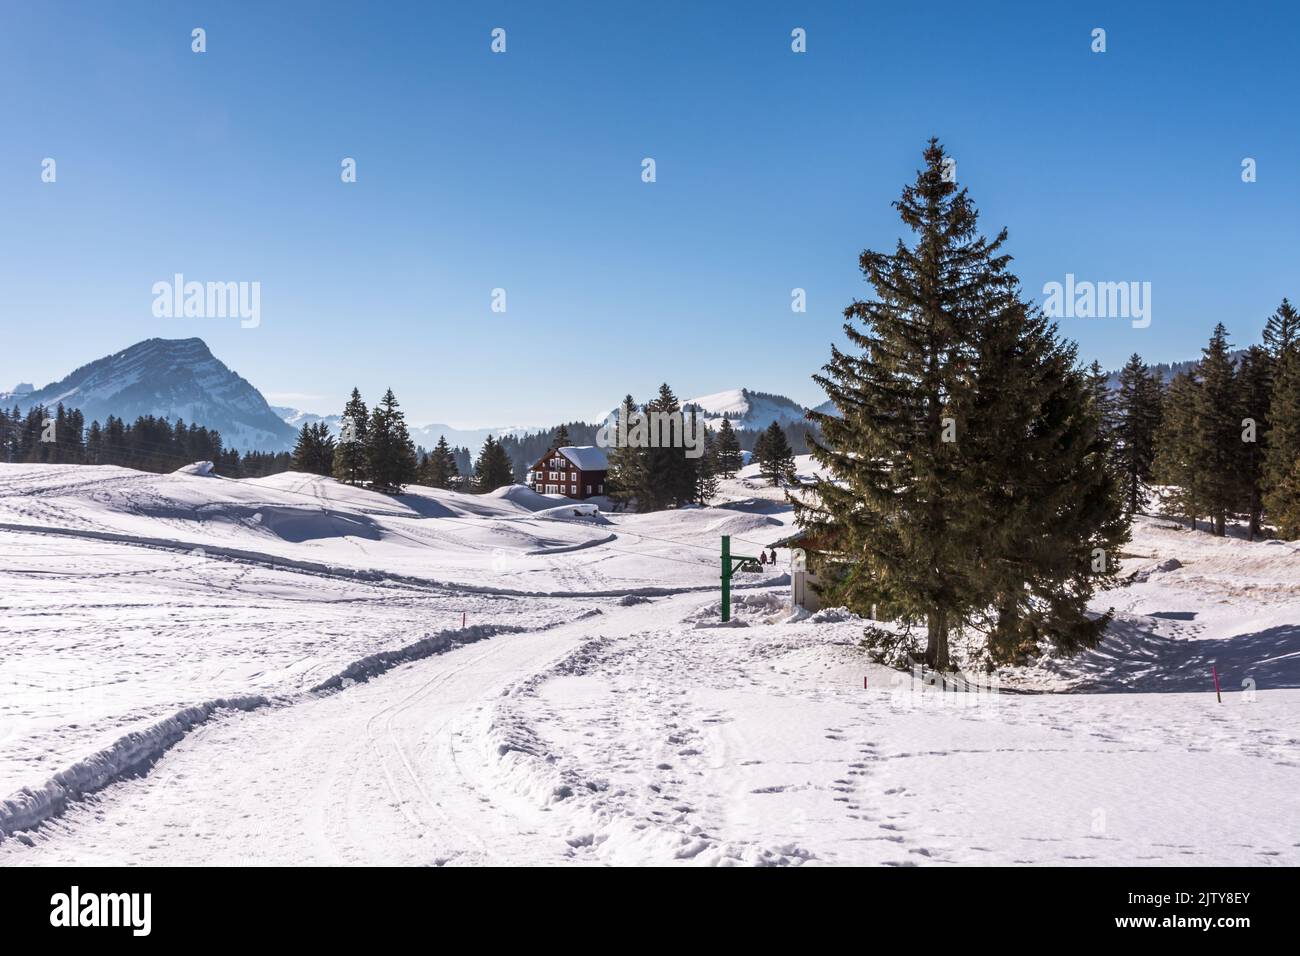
[496,413,812,501]
[1076,298,1299,539]
[1149,302,1299,538]
[0,404,289,477]
[292,386,516,495]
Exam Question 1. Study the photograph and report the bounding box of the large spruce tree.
[365,388,418,493]
[798,138,1126,669]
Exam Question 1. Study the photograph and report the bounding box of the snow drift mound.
[534,503,610,524]
[173,460,216,476]
[490,484,565,513]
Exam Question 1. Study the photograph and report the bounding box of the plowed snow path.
[10,587,1298,867]
[2,595,695,866]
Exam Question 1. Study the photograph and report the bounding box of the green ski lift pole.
[720,534,760,623]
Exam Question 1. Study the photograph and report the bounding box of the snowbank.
[0,696,268,840]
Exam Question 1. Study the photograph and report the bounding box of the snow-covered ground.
[0,460,1296,865]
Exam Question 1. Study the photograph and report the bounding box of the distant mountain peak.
[682,387,810,430]
[8,337,298,452]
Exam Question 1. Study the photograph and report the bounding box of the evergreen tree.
[962,287,1127,664]
[1196,324,1241,536]
[1267,456,1300,539]
[425,434,460,489]
[1263,297,1299,361]
[332,388,369,485]
[756,420,795,486]
[642,383,695,509]
[750,427,769,477]
[694,426,720,504]
[554,423,572,447]
[291,421,336,476]
[1085,360,1117,442]
[715,417,742,476]
[1153,370,1206,529]
[1114,354,1163,515]
[1264,346,1300,533]
[365,388,418,493]
[798,138,1126,670]
[1236,345,1272,538]
[291,422,315,473]
[606,395,645,509]
[85,420,103,464]
[474,434,515,492]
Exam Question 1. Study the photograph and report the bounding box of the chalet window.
[586,485,591,495]
[597,484,603,494]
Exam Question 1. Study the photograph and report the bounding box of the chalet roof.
[558,445,609,471]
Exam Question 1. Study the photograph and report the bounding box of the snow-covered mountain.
[8,338,299,452]
[271,406,343,434]
[682,388,811,430]
[597,387,823,431]
[0,382,34,403]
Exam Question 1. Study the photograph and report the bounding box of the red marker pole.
[462,611,466,629]
[863,676,868,690]
[1212,665,1222,704]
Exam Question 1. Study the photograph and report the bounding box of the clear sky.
[2,1,1297,426]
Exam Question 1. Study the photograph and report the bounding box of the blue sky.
[2,1,1297,426]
